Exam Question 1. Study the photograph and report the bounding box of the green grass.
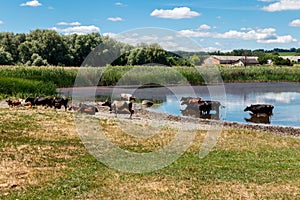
[0,108,299,199]
[219,65,300,83]
[2,65,300,98]
[0,66,78,87]
[0,77,56,98]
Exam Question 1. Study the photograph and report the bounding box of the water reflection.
[180,101,221,120]
[148,91,300,127]
[244,113,271,124]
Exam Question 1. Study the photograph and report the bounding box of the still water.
[144,83,300,127]
[60,82,300,127]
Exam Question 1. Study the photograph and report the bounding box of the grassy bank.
[1,65,300,98]
[0,107,299,199]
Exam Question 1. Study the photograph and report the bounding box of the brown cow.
[6,99,21,107]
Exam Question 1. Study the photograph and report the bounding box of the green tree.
[31,53,48,66]
[0,47,13,65]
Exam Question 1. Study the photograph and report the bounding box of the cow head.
[244,106,251,112]
[102,100,112,108]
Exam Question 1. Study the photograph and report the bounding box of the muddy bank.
[94,104,300,138]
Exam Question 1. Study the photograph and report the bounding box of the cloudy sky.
[1,0,300,51]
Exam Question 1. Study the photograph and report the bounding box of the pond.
[59,82,300,127]
[144,82,300,127]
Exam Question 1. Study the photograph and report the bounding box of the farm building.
[204,56,259,66]
[280,56,300,63]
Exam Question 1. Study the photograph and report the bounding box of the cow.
[142,100,154,107]
[180,97,203,113]
[180,97,203,106]
[25,97,53,107]
[120,93,136,101]
[6,99,21,107]
[76,103,98,115]
[102,100,134,119]
[52,97,69,110]
[25,97,36,105]
[244,104,274,115]
[198,100,221,115]
[33,97,53,107]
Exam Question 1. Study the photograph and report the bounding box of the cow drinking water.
[244,104,274,115]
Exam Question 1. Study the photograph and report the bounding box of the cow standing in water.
[244,104,274,115]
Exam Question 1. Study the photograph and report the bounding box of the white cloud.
[107,17,123,22]
[0,20,3,25]
[115,2,124,6]
[289,19,300,27]
[50,25,100,35]
[57,22,81,26]
[178,27,297,44]
[150,7,200,19]
[20,0,42,7]
[197,24,211,30]
[257,35,296,43]
[262,0,300,12]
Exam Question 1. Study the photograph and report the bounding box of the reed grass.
[0,77,56,98]
[1,65,300,92]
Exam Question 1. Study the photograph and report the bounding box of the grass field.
[1,107,299,199]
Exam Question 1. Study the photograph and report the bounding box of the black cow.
[52,97,69,110]
[244,104,274,115]
[25,97,53,107]
[199,100,221,115]
[25,97,36,105]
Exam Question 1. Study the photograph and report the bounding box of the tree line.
[210,48,300,57]
[0,29,192,67]
[1,29,299,67]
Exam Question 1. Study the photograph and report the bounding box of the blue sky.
[1,0,300,52]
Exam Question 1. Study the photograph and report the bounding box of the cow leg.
[128,102,133,119]
[112,104,117,117]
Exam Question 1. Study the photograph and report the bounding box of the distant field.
[266,52,299,56]
[0,107,299,199]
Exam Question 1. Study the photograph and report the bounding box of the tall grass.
[219,65,300,82]
[0,77,56,98]
[1,65,300,91]
[0,66,78,87]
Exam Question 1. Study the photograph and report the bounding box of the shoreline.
[94,105,300,138]
[58,81,300,97]
[1,100,299,138]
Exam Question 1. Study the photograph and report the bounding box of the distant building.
[204,56,259,66]
[280,56,300,63]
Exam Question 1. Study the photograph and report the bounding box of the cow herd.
[5,93,275,124]
[6,97,69,110]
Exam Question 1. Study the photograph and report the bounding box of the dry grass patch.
[218,129,300,151]
[1,106,300,199]
[0,107,84,195]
